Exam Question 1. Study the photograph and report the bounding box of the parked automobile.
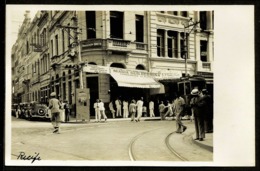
[19,102,30,119]
[11,103,21,118]
[27,101,51,120]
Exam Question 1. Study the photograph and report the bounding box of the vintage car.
[19,102,31,119]
[26,101,51,120]
[11,103,21,118]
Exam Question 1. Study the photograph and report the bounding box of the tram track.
[128,127,191,161]
[165,132,189,161]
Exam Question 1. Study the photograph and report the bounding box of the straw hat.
[191,89,199,95]
[50,92,56,97]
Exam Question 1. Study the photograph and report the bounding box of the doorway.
[87,76,99,117]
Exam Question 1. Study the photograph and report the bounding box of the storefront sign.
[83,64,182,80]
[110,68,150,78]
[83,65,110,74]
[152,72,182,80]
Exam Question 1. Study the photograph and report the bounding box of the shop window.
[135,15,144,43]
[157,29,165,57]
[86,11,96,39]
[200,11,207,30]
[110,11,123,39]
[200,40,208,62]
[167,31,178,58]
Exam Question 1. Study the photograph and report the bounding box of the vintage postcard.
[5,5,255,166]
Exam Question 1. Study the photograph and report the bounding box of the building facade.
[12,10,214,117]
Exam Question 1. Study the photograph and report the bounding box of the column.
[177,32,181,58]
[208,34,213,62]
[196,11,201,31]
[164,30,168,57]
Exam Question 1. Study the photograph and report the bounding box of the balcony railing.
[202,62,211,69]
[81,39,105,51]
[31,75,40,84]
[81,39,148,53]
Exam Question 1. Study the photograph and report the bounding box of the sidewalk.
[63,116,162,123]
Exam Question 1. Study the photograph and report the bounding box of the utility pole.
[56,11,83,89]
[183,19,200,78]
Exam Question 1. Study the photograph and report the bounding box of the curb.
[192,137,213,152]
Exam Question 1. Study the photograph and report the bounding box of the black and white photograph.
[5,5,255,167]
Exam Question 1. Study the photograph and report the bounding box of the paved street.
[11,116,213,163]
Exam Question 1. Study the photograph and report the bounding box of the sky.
[10,10,37,46]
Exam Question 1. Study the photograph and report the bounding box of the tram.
[177,76,207,116]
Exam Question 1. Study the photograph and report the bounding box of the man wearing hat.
[49,92,62,133]
[190,88,205,141]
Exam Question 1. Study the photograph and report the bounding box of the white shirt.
[149,101,154,110]
[115,100,121,108]
[98,102,105,111]
[136,100,143,110]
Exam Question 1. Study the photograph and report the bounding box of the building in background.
[11,10,214,118]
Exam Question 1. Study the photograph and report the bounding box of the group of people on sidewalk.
[47,88,212,136]
[94,99,108,122]
[158,88,213,141]
[108,97,156,119]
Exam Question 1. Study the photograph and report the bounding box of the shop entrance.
[87,76,99,117]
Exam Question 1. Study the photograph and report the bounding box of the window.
[135,15,144,43]
[68,26,71,46]
[200,11,207,30]
[55,35,59,55]
[157,29,165,57]
[180,11,188,17]
[167,31,178,58]
[212,11,214,29]
[110,11,123,39]
[51,40,54,57]
[200,40,207,62]
[34,33,36,45]
[62,29,65,53]
[41,29,47,46]
[180,32,187,58]
[26,41,29,54]
[86,11,96,39]
[166,11,178,15]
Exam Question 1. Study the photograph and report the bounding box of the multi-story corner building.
[12,10,214,118]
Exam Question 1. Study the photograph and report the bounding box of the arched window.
[110,63,125,69]
[136,64,145,70]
